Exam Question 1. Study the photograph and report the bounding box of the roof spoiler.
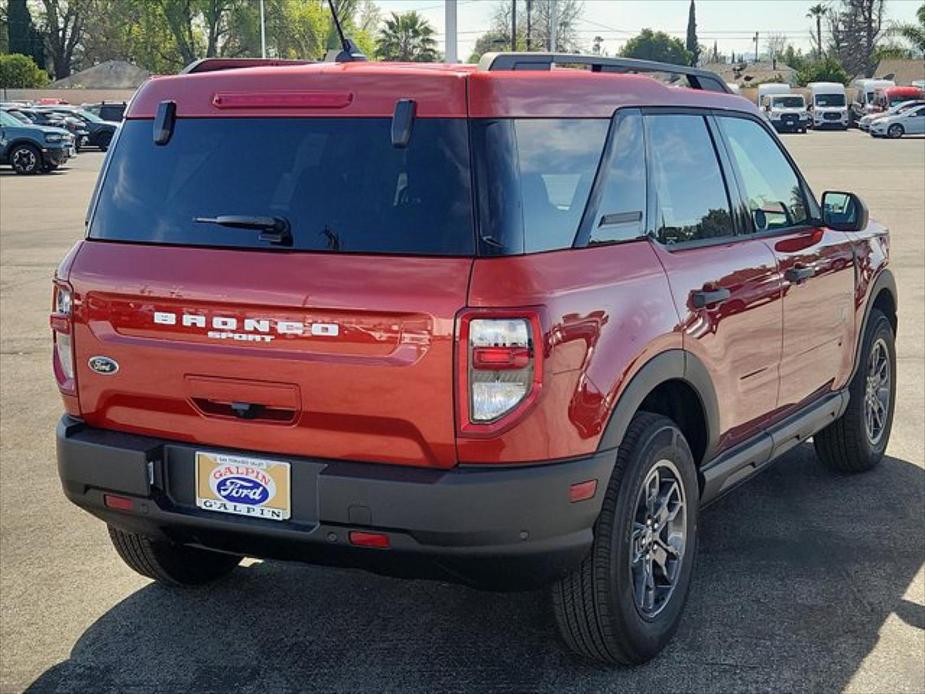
[181,58,314,75]
[478,52,731,94]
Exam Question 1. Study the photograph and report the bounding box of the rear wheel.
[815,309,895,472]
[552,412,698,665]
[108,526,242,586]
[10,144,41,174]
[887,124,904,138]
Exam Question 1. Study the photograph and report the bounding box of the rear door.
[643,111,784,452]
[69,115,475,469]
[714,113,856,412]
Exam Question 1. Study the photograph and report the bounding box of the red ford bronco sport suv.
[53,52,897,665]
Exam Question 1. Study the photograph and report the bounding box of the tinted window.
[515,119,609,252]
[647,114,733,244]
[718,116,808,231]
[815,93,846,107]
[587,111,646,245]
[90,118,474,255]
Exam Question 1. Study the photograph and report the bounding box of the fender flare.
[850,267,897,380]
[596,349,720,462]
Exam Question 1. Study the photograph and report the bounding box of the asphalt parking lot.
[1,130,923,693]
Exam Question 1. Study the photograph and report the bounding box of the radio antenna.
[325,0,367,62]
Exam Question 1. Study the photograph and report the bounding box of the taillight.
[457,311,544,435]
[50,281,75,392]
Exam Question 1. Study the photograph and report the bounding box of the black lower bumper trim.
[56,417,615,589]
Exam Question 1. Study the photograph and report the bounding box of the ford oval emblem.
[212,475,272,506]
[88,356,119,375]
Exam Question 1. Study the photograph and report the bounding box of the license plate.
[195,452,291,521]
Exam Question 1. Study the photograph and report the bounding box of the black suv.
[38,107,117,150]
[83,101,126,122]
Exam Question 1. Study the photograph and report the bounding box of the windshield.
[773,96,804,108]
[89,118,474,256]
[890,96,916,107]
[815,93,845,107]
[0,111,21,127]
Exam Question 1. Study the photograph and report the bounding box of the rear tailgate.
[69,242,469,468]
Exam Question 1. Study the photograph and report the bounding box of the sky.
[375,0,924,60]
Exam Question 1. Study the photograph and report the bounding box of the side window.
[588,111,647,245]
[514,119,609,252]
[647,114,734,244]
[718,116,808,232]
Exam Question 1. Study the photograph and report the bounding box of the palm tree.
[892,3,925,56]
[806,3,828,58]
[375,11,438,62]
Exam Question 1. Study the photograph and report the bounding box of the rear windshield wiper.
[194,215,292,246]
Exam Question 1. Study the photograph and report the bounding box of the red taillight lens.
[457,311,544,435]
[51,281,75,391]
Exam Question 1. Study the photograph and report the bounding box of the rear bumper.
[56,416,614,589]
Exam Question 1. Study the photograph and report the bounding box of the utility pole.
[259,0,267,58]
[526,0,533,51]
[549,0,558,52]
[512,0,517,52]
[753,31,759,63]
[445,0,458,63]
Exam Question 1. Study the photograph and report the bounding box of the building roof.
[702,61,798,87]
[52,60,150,89]
[127,60,757,120]
[874,59,925,86]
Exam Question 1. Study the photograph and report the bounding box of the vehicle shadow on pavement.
[27,445,924,694]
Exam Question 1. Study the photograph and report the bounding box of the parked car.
[808,82,849,129]
[872,86,925,113]
[53,53,897,666]
[850,78,895,125]
[7,107,91,150]
[870,103,925,138]
[37,106,117,150]
[761,93,810,133]
[859,99,925,131]
[0,109,73,174]
[82,101,127,122]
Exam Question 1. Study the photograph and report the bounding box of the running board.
[700,390,849,506]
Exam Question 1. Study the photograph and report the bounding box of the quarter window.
[647,114,734,244]
[718,116,808,232]
[587,111,647,245]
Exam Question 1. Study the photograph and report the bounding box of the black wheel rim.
[864,337,891,446]
[12,148,36,172]
[629,460,687,618]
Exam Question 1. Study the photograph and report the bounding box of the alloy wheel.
[864,337,891,446]
[629,460,687,618]
[12,148,37,173]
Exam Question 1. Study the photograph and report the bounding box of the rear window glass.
[473,119,608,254]
[89,118,474,256]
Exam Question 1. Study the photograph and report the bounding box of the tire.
[10,143,41,175]
[815,308,896,473]
[108,525,242,586]
[552,412,699,665]
[887,124,904,139]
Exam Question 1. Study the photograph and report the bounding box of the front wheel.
[815,308,895,472]
[887,124,904,139]
[10,144,41,174]
[552,412,698,665]
[108,526,242,586]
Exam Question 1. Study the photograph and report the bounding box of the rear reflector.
[569,479,598,503]
[104,494,135,511]
[348,531,391,549]
[212,91,354,110]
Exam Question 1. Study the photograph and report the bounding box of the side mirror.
[822,191,869,232]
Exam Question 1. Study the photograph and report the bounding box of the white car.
[859,100,925,131]
[870,104,925,138]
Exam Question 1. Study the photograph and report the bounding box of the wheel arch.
[597,350,720,468]
[852,268,897,380]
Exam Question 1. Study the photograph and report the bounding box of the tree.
[828,0,886,77]
[0,53,49,87]
[806,3,828,58]
[685,0,699,66]
[591,35,603,55]
[34,0,90,80]
[376,11,438,62]
[621,29,691,66]
[489,0,584,53]
[467,30,508,62]
[765,32,788,62]
[891,3,925,55]
[797,56,850,85]
[6,0,46,70]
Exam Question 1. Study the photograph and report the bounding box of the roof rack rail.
[478,52,731,94]
[181,58,314,75]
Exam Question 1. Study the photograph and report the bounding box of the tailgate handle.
[192,397,295,424]
[231,402,262,419]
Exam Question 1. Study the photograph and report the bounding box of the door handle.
[691,287,731,308]
[785,264,815,283]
